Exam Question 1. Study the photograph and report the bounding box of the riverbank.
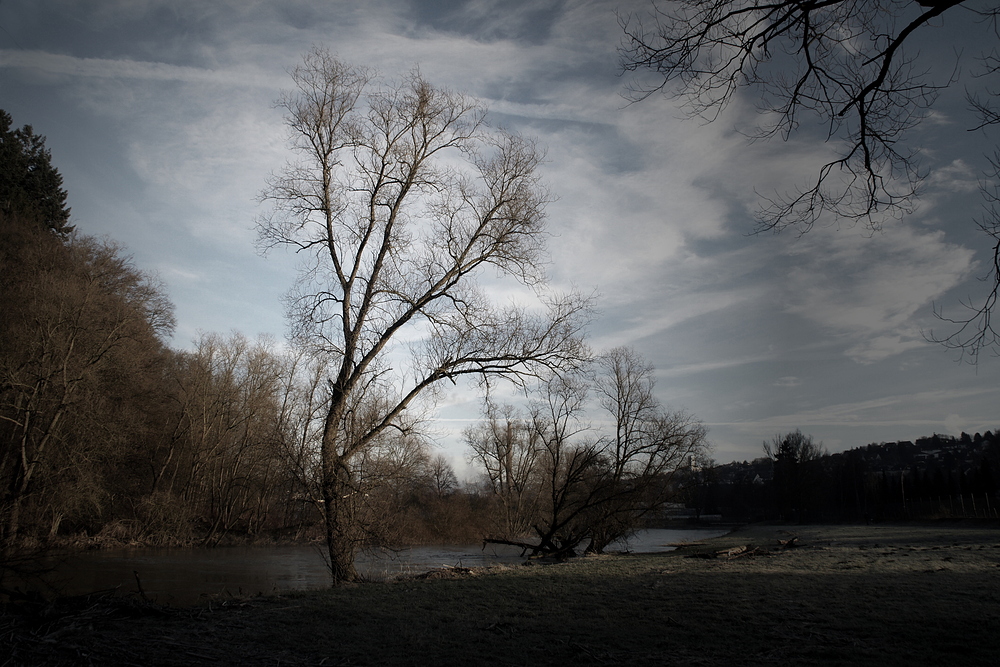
[5,522,999,666]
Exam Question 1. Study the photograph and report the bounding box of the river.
[26,528,728,606]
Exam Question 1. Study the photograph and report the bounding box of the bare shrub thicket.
[468,347,709,557]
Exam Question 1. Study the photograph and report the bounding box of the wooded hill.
[1,106,706,563]
[696,432,1000,523]
[0,110,491,553]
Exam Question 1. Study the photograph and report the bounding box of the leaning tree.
[468,347,708,558]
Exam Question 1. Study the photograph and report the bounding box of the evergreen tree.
[0,110,72,235]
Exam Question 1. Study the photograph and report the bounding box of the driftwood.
[688,537,798,561]
[412,566,475,580]
[716,545,749,558]
[687,544,766,560]
[729,546,765,559]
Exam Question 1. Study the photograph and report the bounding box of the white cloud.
[925,159,980,194]
[780,226,975,362]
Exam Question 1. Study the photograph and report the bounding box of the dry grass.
[4,522,1000,666]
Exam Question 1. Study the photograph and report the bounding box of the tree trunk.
[47,510,63,542]
[323,468,359,583]
[0,498,22,555]
[320,380,362,584]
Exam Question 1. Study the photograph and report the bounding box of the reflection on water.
[35,528,728,606]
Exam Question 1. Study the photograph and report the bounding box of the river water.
[29,528,728,606]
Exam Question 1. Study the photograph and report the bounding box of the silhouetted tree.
[586,347,708,553]
[469,348,708,557]
[0,110,71,235]
[763,430,827,521]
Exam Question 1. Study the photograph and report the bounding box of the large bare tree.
[619,0,1000,359]
[257,49,589,584]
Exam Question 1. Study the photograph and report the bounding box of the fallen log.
[483,537,543,558]
[482,538,578,560]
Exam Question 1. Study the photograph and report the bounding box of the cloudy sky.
[3,0,999,471]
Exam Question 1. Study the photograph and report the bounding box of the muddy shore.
[4,522,999,666]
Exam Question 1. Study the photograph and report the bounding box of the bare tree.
[468,348,709,557]
[428,453,459,497]
[467,376,603,557]
[762,429,827,463]
[270,347,330,533]
[167,333,293,545]
[257,49,590,583]
[465,402,544,540]
[527,371,600,557]
[587,347,708,553]
[620,0,1000,359]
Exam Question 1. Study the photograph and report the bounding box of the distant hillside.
[831,431,997,475]
[694,431,999,523]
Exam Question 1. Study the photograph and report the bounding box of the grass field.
[4,522,1000,666]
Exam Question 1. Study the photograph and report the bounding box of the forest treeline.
[0,218,490,549]
[697,431,1000,523]
[1,110,709,560]
[0,211,492,549]
[0,111,493,552]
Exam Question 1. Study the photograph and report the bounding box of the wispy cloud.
[0,49,282,87]
[596,288,762,350]
[925,159,981,193]
[656,354,776,379]
[714,386,1000,433]
[780,226,975,362]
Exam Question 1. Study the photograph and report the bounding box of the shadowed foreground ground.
[4,523,999,666]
